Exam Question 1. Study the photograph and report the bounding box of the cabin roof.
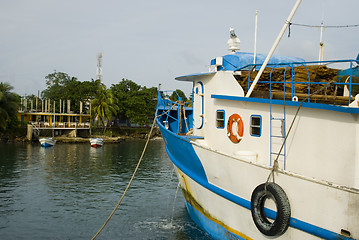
[211,52,305,71]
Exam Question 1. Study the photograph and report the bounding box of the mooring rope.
[266,80,335,184]
[91,116,158,240]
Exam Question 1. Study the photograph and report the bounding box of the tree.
[170,89,188,102]
[0,82,20,132]
[42,71,76,100]
[42,71,99,113]
[91,84,119,133]
[111,79,157,126]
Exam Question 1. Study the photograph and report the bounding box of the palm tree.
[91,84,119,134]
[0,82,19,131]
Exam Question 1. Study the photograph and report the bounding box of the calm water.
[0,139,211,239]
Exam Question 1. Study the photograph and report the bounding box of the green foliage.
[111,79,157,125]
[91,84,119,130]
[41,71,187,128]
[0,82,20,132]
[41,71,99,113]
[170,89,188,102]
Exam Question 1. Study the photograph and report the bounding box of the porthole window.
[250,115,262,137]
[216,110,225,129]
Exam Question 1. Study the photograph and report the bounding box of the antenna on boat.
[319,2,325,64]
[318,21,324,64]
[227,28,240,53]
[254,10,259,65]
[245,0,302,97]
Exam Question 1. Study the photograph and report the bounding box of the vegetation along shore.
[0,71,187,143]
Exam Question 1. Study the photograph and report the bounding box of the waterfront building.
[18,98,91,140]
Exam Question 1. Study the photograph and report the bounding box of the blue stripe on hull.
[185,200,245,240]
[211,94,359,114]
[158,120,354,240]
[159,121,208,182]
[41,143,54,147]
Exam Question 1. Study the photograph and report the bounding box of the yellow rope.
[91,116,157,240]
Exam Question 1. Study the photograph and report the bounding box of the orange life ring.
[227,113,244,143]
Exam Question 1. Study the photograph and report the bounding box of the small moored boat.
[90,138,104,147]
[39,137,56,147]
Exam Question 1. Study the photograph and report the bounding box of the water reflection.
[0,140,210,239]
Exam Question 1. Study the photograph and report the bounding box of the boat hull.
[39,138,56,147]
[158,120,358,240]
[90,138,103,147]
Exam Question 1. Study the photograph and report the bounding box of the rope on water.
[91,116,158,240]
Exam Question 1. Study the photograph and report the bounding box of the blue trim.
[159,121,354,239]
[250,115,262,137]
[216,110,225,129]
[212,94,359,114]
[185,200,245,240]
[187,195,353,240]
[158,120,208,182]
[197,81,204,129]
[210,52,304,72]
[41,143,54,148]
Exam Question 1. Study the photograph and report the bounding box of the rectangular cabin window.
[216,110,225,129]
[250,115,262,137]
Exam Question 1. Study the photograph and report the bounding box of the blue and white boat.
[39,137,56,147]
[156,2,359,239]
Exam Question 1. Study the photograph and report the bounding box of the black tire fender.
[250,182,291,237]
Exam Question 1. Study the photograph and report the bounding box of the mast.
[318,21,324,64]
[246,0,302,97]
[253,10,259,65]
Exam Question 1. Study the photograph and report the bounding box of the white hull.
[191,143,358,239]
[39,138,56,147]
[90,138,103,147]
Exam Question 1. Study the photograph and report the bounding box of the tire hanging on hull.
[250,183,291,237]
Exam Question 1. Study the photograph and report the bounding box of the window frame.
[216,110,225,129]
[250,115,262,137]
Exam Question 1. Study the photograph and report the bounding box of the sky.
[0,0,358,97]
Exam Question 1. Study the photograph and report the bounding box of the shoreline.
[53,136,124,144]
[1,127,162,144]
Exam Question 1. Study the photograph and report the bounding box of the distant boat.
[90,138,104,147]
[39,137,56,147]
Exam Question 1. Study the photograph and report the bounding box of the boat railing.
[157,90,190,135]
[29,121,91,129]
[236,59,359,105]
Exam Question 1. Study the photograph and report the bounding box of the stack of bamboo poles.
[235,65,351,104]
